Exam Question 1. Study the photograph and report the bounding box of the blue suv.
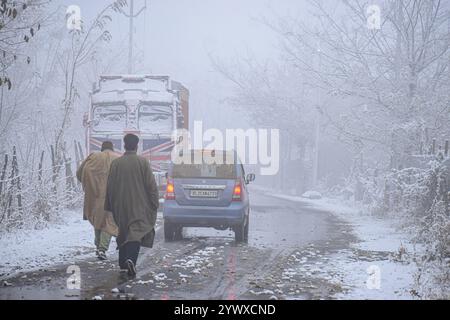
[163,150,255,242]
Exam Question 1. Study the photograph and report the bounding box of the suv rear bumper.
[163,200,247,228]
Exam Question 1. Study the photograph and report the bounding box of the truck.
[83,75,189,197]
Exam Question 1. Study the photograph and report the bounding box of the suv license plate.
[190,190,218,198]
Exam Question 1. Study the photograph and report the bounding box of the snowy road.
[0,189,414,300]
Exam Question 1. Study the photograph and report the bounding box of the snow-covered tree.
[269,0,450,168]
[0,0,51,88]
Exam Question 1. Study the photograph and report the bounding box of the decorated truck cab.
[83,75,189,197]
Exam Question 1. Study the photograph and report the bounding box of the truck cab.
[83,75,189,198]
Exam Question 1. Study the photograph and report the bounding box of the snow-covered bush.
[0,155,82,234]
[374,167,433,217]
[352,160,450,299]
[414,197,450,299]
[412,163,450,299]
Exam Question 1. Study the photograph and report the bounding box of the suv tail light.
[165,177,175,200]
[232,179,242,201]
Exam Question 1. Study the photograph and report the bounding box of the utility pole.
[312,34,322,188]
[394,0,403,81]
[312,109,320,187]
[121,0,147,74]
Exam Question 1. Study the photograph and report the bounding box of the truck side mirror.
[246,173,256,184]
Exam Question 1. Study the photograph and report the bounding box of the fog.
[1,0,450,300]
[10,0,445,194]
[58,0,321,187]
[66,0,303,129]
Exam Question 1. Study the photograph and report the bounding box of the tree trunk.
[38,151,45,184]
[12,146,23,217]
[0,154,8,224]
[51,144,59,210]
[63,151,75,202]
[0,154,8,196]
[77,141,85,160]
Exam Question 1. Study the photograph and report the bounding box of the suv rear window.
[172,163,237,179]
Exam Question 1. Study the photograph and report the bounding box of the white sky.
[63,0,307,130]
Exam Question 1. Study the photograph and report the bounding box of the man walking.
[77,141,118,260]
[105,134,159,277]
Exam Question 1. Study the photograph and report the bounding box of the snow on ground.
[0,209,96,279]
[0,185,420,299]
[252,185,419,299]
[329,251,417,299]
[273,193,414,252]
[172,243,221,275]
[0,210,166,280]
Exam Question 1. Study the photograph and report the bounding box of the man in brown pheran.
[77,141,118,261]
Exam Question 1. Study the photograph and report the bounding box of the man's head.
[124,134,139,152]
[101,141,114,152]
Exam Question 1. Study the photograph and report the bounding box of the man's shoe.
[126,259,137,278]
[97,251,107,261]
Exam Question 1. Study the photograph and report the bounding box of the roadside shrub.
[353,161,450,299]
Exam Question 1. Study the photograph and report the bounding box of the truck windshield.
[138,105,173,135]
[93,105,127,132]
